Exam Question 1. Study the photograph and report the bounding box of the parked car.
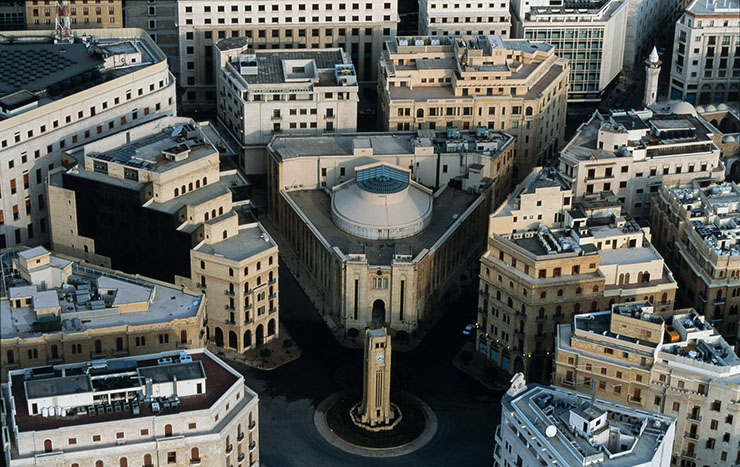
[463,324,476,336]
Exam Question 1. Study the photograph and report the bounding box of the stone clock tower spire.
[643,46,662,107]
[359,328,393,427]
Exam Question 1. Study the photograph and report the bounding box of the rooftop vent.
[335,64,357,86]
[239,55,258,75]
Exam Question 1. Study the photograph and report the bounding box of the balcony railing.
[269,278,277,285]
[225,290,235,297]
[714,299,726,305]
[226,444,233,454]
[238,453,246,464]
[687,414,702,422]
[225,305,235,311]
[516,312,526,321]
[249,421,256,430]
[681,451,697,460]
[196,283,207,290]
[249,441,256,450]
[238,432,245,442]
[243,288,253,296]
[561,379,575,388]
[178,340,193,348]
[684,432,699,441]
[629,396,642,403]
[479,291,489,299]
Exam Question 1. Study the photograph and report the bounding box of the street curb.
[313,391,437,458]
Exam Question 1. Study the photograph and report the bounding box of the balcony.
[515,330,525,339]
[196,283,207,290]
[714,299,726,305]
[226,444,233,454]
[554,314,564,321]
[238,432,245,442]
[225,290,235,297]
[479,290,489,299]
[249,421,256,430]
[269,308,278,314]
[243,288,253,296]
[516,312,526,321]
[325,113,335,120]
[684,432,699,441]
[238,453,246,464]
[681,451,697,460]
[536,316,546,323]
[249,441,256,450]
[699,293,707,303]
[225,305,235,312]
[269,278,277,285]
[561,379,575,388]
[629,396,642,404]
[271,114,282,121]
[244,304,252,312]
[687,414,702,422]
[226,319,236,325]
[178,340,193,349]
[269,294,277,300]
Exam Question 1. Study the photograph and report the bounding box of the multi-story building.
[558,108,724,220]
[0,348,260,466]
[216,38,359,174]
[0,246,206,383]
[418,0,511,38]
[25,0,123,29]
[267,128,514,334]
[0,28,176,249]
[518,0,628,102]
[495,376,676,467]
[0,1,25,30]
[476,168,677,381]
[651,180,740,345]
[124,0,398,111]
[512,0,684,80]
[47,116,279,353]
[669,0,740,105]
[554,301,740,467]
[378,35,569,181]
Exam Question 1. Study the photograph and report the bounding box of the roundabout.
[314,391,438,458]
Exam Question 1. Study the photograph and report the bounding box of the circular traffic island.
[315,391,437,457]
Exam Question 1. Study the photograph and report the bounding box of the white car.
[462,324,476,336]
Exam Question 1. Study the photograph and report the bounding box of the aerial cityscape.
[0,0,739,466]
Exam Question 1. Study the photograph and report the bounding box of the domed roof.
[723,135,737,143]
[652,100,696,116]
[705,104,718,112]
[331,163,434,240]
[718,103,730,111]
[695,105,705,113]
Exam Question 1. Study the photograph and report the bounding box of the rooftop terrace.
[505,384,675,467]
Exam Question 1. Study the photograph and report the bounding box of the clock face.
[375,353,385,362]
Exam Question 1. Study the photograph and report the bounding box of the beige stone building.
[554,302,740,467]
[496,379,676,467]
[25,0,123,29]
[476,168,677,381]
[47,116,279,354]
[378,35,569,181]
[124,0,398,110]
[267,128,514,334]
[215,38,359,174]
[0,246,206,383]
[1,348,260,466]
[651,180,740,346]
[418,0,511,38]
[558,107,725,220]
[0,28,176,249]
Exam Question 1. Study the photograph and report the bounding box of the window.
[93,434,101,442]
[167,452,176,464]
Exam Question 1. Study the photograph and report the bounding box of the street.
[226,263,505,466]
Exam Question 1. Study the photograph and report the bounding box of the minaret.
[643,46,662,107]
[359,327,393,427]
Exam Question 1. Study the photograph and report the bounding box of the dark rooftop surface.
[286,185,479,265]
[0,43,103,96]
[11,353,238,432]
[137,361,205,384]
[242,50,346,85]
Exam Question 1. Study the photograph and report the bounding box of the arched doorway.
[372,299,386,323]
[256,324,264,346]
[165,424,172,436]
[244,330,252,348]
[267,319,276,336]
[214,327,224,347]
[44,439,52,453]
[228,331,238,349]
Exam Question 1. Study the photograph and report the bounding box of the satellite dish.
[546,425,558,438]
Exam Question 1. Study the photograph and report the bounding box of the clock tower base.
[358,327,394,427]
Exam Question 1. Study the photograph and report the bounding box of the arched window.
[525,106,533,116]
[119,458,128,467]
[223,230,228,239]
[196,179,200,188]
[417,108,424,118]
[200,260,205,269]
[507,297,513,307]
[520,304,526,314]
[661,292,668,304]
[268,319,276,336]
[574,303,581,313]
[181,184,186,194]
[205,212,209,221]
[44,439,52,453]
[625,273,630,283]
[203,177,208,186]
[637,272,643,283]
[592,285,599,293]
[181,330,188,344]
[244,330,252,347]
[219,206,223,215]
[96,461,104,467]
[165,424,173,437]
[191,447,200,462]
[189,182,193,191]
[144,454,152,466]
[269,271,273,282]
[555,305,562,316]
[212,209,216,218]
[174,188,179,197]
[51,344,59,359]
[257,261,261,270]
[575,287,582,295]
[642,272,650,282]
[619,273,624,285]
[540,291,546,299]
[6,350,14,364]
[590,301,597,311]
[557,289,563,297]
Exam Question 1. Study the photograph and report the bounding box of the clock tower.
[359,327,393,426]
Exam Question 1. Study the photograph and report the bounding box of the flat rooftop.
[270,133,416,161]
[10,351,240,433]
[1,255,202,339]
[0,36,158,111]
[286,185,479,265]
[194,223,276,262]
[505,385,674,467]
[234,49,348,86]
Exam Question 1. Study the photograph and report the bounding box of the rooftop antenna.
[54,0,73,44]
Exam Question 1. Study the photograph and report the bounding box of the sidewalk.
[452,341,510,391]
[209,321,301,371]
